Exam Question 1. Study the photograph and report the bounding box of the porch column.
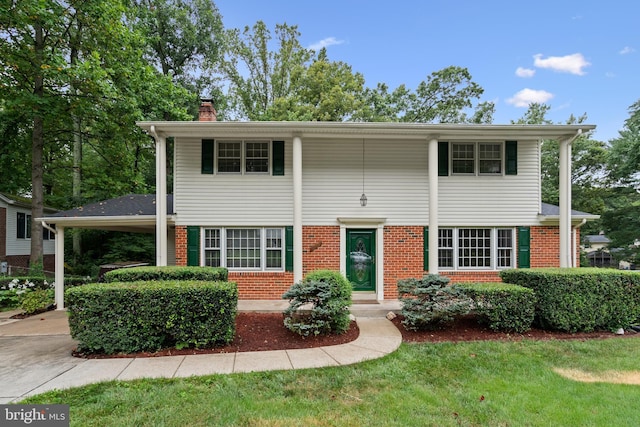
[293,134,303,283]
[154,127,168,266]
[559,137,572,268]
[55,226,64,310]
[428,137,439,274]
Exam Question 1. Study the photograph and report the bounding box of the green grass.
[23,338,640,426]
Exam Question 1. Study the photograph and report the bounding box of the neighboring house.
[43,101,598,306]
[582,233,613,268]
[0,193,57,274]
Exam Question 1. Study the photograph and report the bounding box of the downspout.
[572,218,587,268]
[42,221,64,310]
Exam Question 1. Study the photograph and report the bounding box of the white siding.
[174,138,293,226]
[439,140,541,226]
[174,137,543,227]
[5,205,56,256]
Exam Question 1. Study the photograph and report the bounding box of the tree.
[608,99,640,188]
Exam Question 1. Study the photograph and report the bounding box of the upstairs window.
[478,143,502,174]
[452,143,475,174]
[217,141,242,173]
[245,141,269,173]
[443,142,511,176]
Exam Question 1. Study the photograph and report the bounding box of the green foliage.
[103,266,228,283]
[66,280,238,354]
[282,270,352,336]
[21,289,55,314]
[457,283,536,333]
[601,202,640,265]
[0,277,50,289]
[397,274,472,331]
[500,268,640,332]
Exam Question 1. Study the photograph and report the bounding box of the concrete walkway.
[0,302,402,403]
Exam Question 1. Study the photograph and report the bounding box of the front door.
[346,229,376,291]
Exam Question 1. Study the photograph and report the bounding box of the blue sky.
[215,0,639,142]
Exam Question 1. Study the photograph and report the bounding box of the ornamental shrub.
[457,282,535,333]
[282,270,352,336]
[397,274,472,331]
[103,266,228,283]
[21,289,55,314]
[500,268,640,332]
[66,280,237,354]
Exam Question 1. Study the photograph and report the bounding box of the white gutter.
[572,218,587,268]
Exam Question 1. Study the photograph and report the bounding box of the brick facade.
[174,224,578,300]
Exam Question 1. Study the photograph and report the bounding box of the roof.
[0,192,58,213]
[136,121,596,142]
[584,234,611,244]
[539,202,598,219]
[40,194,174,233]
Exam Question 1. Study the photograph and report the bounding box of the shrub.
[397,274,472,331]
[282,270,352,336]
[500,268,640,332]
[0,276,50,290]
[103,266,228,283]
[66,280,237,354]
[457,282,535,333]
[21,289,55,314]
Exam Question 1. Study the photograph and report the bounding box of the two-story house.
[43,101,597,308]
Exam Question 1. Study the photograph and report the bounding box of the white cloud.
[515,67,535,78]
[506,88,554,108]
[619,46,635,55]
[308,37,344,51]
[533,53,590,75]
[606,72,616,78]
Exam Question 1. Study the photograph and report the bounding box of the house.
[0,193,57,274]
[42,101,598,308]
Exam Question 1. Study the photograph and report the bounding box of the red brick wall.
[175,226,187,266]
[228,272,294,299]
[0,207,6,259]
[302,225,340,274]
[383,226,424,299]
[4,254,54,274]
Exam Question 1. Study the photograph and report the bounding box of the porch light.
[360,193,368,207]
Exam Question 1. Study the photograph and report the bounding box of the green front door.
[346,229,376,291]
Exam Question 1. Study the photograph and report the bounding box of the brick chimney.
[198,98,217,122]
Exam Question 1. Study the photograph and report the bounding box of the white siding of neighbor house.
[174,137,542,227]
[5,204,56,256]
[174,138,294,226]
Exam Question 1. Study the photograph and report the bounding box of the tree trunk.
[71,34,82,259]
[30,22,45,272]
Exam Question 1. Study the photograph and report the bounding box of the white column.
[293,135,303,283]
[155,131,168,266]
[55,226,65,310]
[559,138,572,268]
[428,138,439,274]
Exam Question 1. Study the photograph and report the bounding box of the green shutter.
[285,226,294,272]
[517,226,530,268]
[438,142,449,176]
[201,139,214,174]
[506,141,517,175]
[423,227,429,271]
[187,226,200,266]
[273,141,285,176]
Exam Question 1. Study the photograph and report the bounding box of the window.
[217,141,242,173]
[245,141,269,173]
[43,224,55,240]
[17,212,31,239]
[202,228,284,271]
[438,228,514,270]
[215,140,270,174]
[449,142,504,176]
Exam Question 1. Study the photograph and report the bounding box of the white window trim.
[450,142,505,176]
[215,140,271,176]
[438,227,515,271]
[201,227,285,272]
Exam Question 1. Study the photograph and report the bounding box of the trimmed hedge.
[456,282,535,333]
[282,270,352,336]
[66,280,237,354]
[500,268,640,333]
[103,266,228,283]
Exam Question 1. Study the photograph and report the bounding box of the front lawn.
[22,337,640,426]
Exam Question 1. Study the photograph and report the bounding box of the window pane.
[479,143,502,174]
[452,143,475,174]
[438,229,454,268]
[218,141,241,173]
[245,141,269,173]
[458,228,491,268]
[227,229,261,269]
[497,229,513,268]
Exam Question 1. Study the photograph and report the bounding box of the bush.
[0,276,50,290]
[21,289,55,314]
[500,268,640,332]
[66,280,237,354]
[457,282,535,333]
[282,270,352,336]
[397,274,472,331]
[103,266,228,283]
